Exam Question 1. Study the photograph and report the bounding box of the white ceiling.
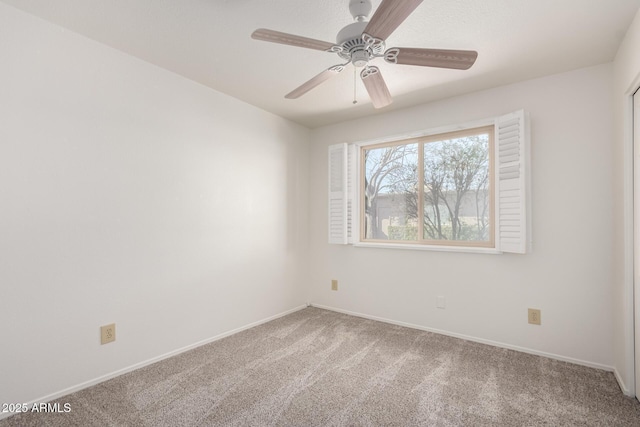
[3,0,640,128]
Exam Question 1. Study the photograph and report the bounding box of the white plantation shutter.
[495,110,531,253]
[328,143,356,244]
[346,144,357,244]
[328,143,348,244]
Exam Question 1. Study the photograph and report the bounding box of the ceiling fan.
[251,0,478,109]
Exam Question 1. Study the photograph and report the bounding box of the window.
[362,126,494,247]
[329,110,530,254]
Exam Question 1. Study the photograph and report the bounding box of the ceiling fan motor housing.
[336,21,368,45]
[336,21,373,67]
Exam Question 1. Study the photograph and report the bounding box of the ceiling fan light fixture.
[351,49,370,67]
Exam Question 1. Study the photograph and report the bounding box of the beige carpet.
[2,307,640,426]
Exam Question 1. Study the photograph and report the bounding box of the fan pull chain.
[353,67,358,105]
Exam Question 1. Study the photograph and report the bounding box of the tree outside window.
[363,126,493,247]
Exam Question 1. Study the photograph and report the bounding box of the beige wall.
[309,64,615,370]
[0,3,309,406]
[612,8,640,396]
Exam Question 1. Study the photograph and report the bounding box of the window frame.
[328,110,530,254]
[359,125,496,249]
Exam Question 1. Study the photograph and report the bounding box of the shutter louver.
[328,143,348,244]
[496,110,530,253]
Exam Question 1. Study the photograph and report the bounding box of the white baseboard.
[0,304,307,421]
[310,303,615,373]
[613,368,634,397]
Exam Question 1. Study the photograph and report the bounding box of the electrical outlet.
[437,296,446,309]
[331,279,338,291]
[528,309,541,325]
[100,323,116,344]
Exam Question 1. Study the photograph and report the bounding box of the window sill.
[353,242,502,254]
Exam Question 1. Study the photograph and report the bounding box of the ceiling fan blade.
[360,66,392,109]
[385,47,478,70]
[364,0,423,41]
[285,65,346,99]
[252,28,336,51]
